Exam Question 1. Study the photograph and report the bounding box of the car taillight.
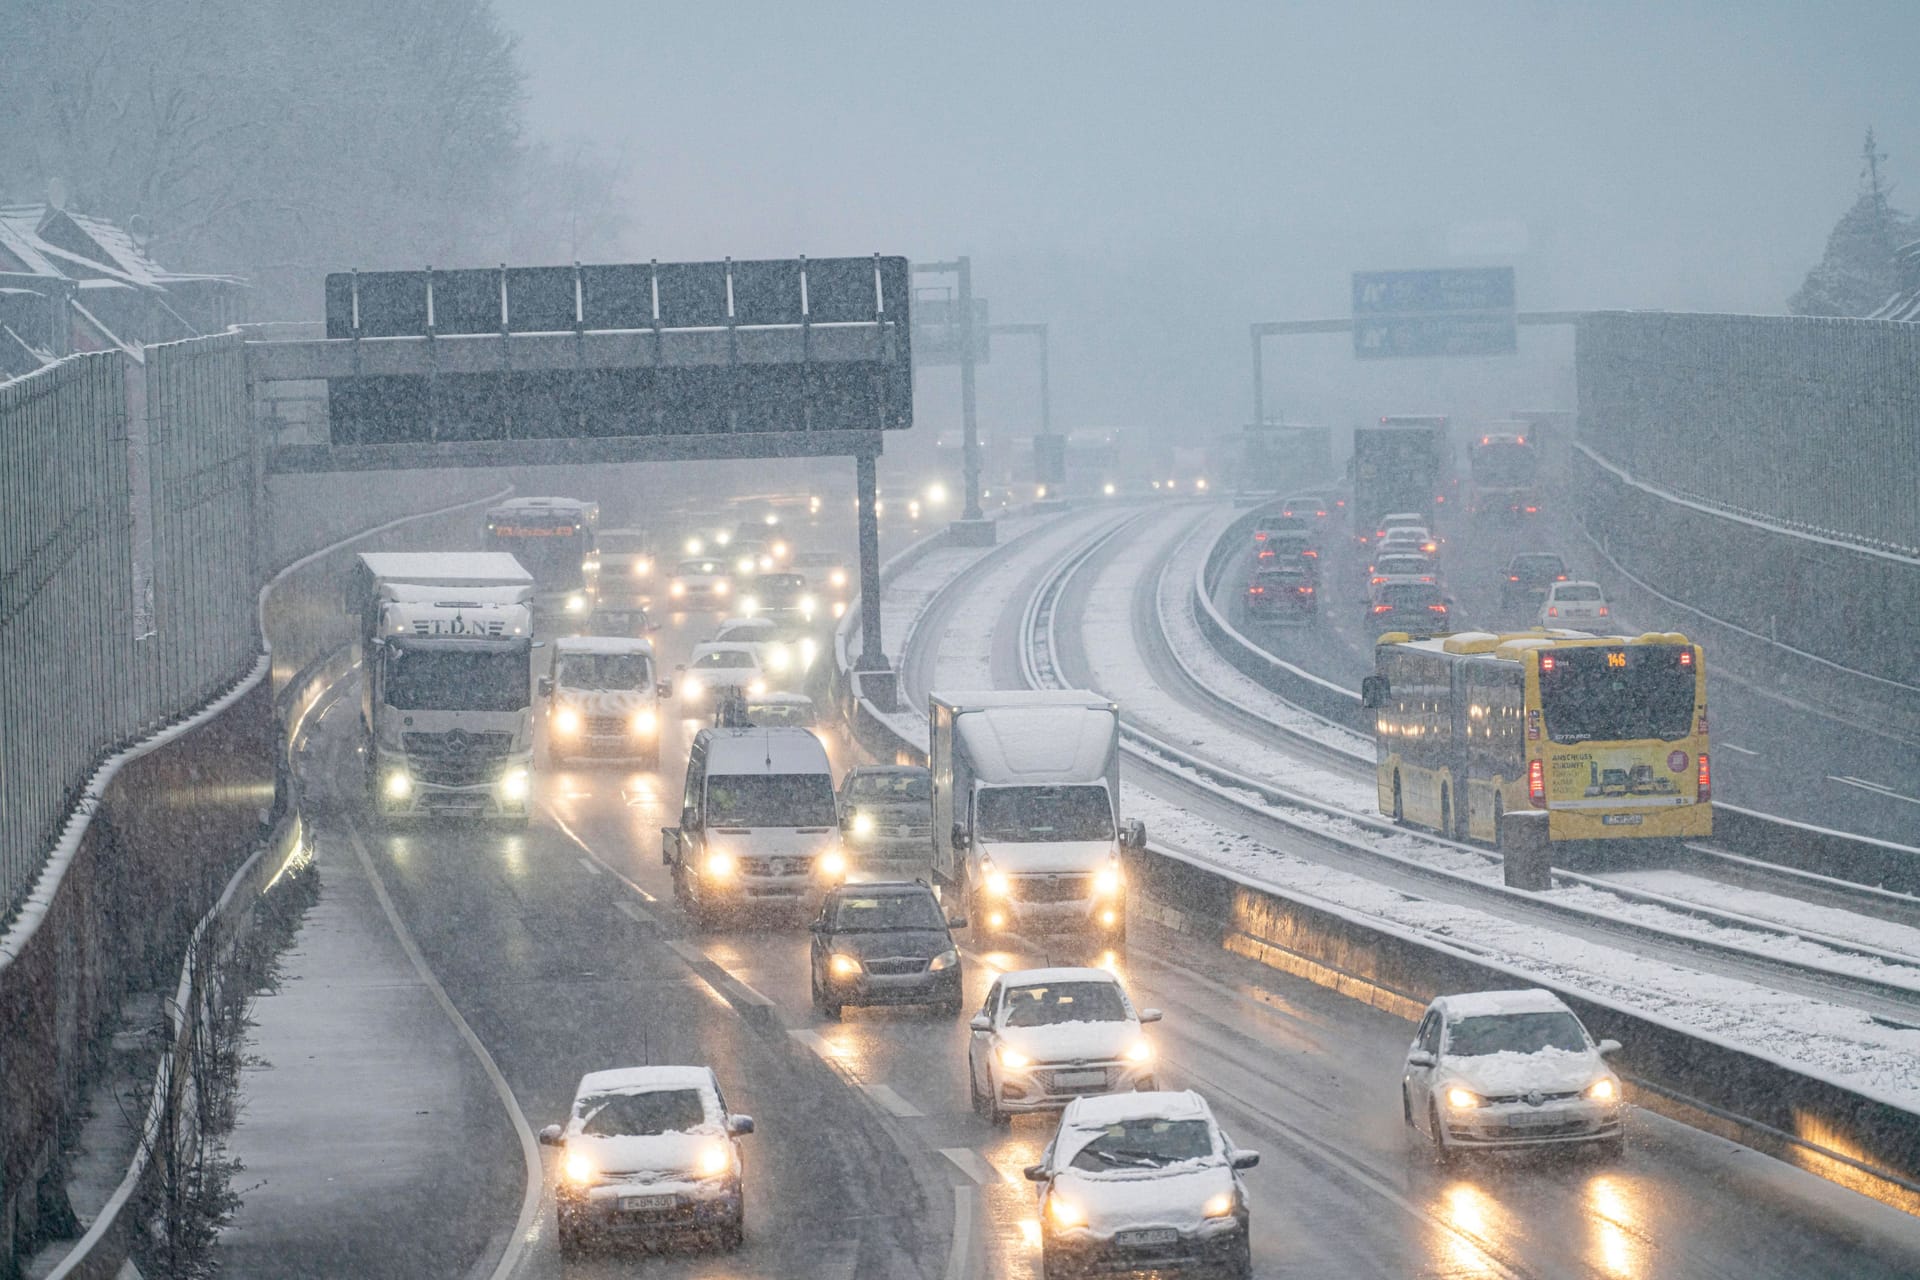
[1529,758,1546,808]
[1508,575,1520,581]
[1316,509,1327,517]
[1548,606,1559,617]
[1556,574,1568,581]
[1697,754,1711,803]
[1303,548,1318,557]
[1371,576,1385,585]
[1372,604,1393,614]
[1298,586,1314,595]
[1524,506,1539,513]
[1254,532,1267,541]
[1247,586,1265,595]
[1597,606,1609,616]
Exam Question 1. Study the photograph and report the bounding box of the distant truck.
[349,552,536,825]
[483,496,600,624]
[1350,416,1451,542]
[929,691,1145,946]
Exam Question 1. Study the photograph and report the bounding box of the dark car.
[1366,581,1451,635]
[809,882,964,1019]
[839,765,934,877]
[742,572,817,623]
[1500,552,1570,608]
[1244,565,1317,622]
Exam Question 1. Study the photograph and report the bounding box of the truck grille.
[402,730,512,786]
[586,715,627,735]
[1012,874,1091,903]
[739,856,812,877]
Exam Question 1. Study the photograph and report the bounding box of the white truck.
[349,552,536,825]
[929,691,1145,946]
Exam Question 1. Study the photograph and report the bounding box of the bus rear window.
[1539,647,1695,743]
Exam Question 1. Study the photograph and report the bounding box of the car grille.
[1034,1065,1118,1094]
[585,715,627,735]
[402,731,512,786]
[739,855,811,877]
[1012,874,1091,903]
[1484,1090,1582,1105]
[864,957,929,976]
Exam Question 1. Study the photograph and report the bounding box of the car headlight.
[682,676,703,699]
[713,579,730,596]
[818,849,848,879]
[799,595,817,618]
[737,556,755,574]
[1585,1077,1618,1103]
[984,869,1010,897]
[631,708,658,736]
[759,555,773,571]
[929,948,959,972]
[563,1150,597,1186]
[997,1045,1031,1071]
[704,850,736,879]
[747,678,766,696]
[772,541,789,559]
[830,953,862,977]
[499,768,530,801]
[384,769,411,799]
[1202,1191,1235,1219]
[554,707,581,735]
[685,537,703,555]
[1047,1194,1085,1228]
[1125,1039,1153,1063]
[1095,863,1123,895]
[715,531,731,547]
[633,557,652,577]
[832,601,846,618]
[830,569,847,588]
[741,595,760,616]
[1446,1086,1484,1110]
[670,580,687,598]
[766,646,791,673]
[799,637,818,667]
[850,811,875,839]
[695,1141,732,1178]
[565,593,587,613]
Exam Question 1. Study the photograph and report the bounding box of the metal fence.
[1577,311,1920,556]
[1,337,261,923]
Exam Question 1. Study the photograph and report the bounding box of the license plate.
[1601,813,1644,826]
[1117,1228,1179,1247]
[1053,1069,1107,1089]
[1507,1110,1564,1128]
[621,1194,676,1211]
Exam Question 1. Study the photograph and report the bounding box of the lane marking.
[545,809,660,902]
[666,939,776,1011]
[345,823,544,1280]
[614,900,656,928]
[1829,774,1920,806]
[575,856,602,876]
[861,1082,924,1118]
[1720,742,1759,756]
[939,1147,1006,1186]
[944,1185,978,1280]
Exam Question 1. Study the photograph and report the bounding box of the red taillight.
[1247,586,1265,595]
[1524,505,1538,513]
[1556,574,1568,581]
[1282,509,1294,517]
[1336,499,1346,507]
[1372,604,1393,614]
[1528,758,1546,808]
[1371,576,1386,585]
[1420,576,1433,583]
[1298,586,1314,595]
[1597,606,1609,616]
[1679,649,1693,667]
[1303,548,1318,557]
[1254,531,1267,541]
[1697,753,1711,803]
[1436,494,1446,503]
[1428,603,1448,613]
[1540,654,1556,672]
[1548,606,1559,617]
[1508,575,1520,581]
[1316,509,1327,517]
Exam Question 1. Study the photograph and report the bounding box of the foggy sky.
[496,0,1919,441]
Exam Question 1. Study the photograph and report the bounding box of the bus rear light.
[1372,604,1393,614]
[1540,654,1556,672]
[1428,603,1449,613]
[1679,649,1693,666]
[1697,754,1711,803]
[1529,758,1546,808]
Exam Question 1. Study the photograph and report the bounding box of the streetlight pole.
[957,256,982,520]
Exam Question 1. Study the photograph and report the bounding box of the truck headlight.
[565,593,587,613]
[631,708,658,736]
[384,769,412,799]
[499,768,530,801]
[829,953,862,978]
[554,708,581,735]
[703,850,736,879]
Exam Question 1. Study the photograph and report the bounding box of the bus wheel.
[1392,775,1405,824]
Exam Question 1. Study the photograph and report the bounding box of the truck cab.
[662,727,849,927]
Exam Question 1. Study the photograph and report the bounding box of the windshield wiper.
[1090,1147,1170,1168]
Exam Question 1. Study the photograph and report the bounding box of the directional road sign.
[1352,267,1516,359]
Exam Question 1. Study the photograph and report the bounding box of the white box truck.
[349,552,536,825]
[929,690,1145,945]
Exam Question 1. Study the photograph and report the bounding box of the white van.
[540,636,668,767]
[661,727,849,926]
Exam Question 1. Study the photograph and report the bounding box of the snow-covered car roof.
[575,1065,718,1098]
[555,635,654,656]
[1061,1088,1212,1129]
[1435,988,1570,1020]
[997,966,1123,989]
[689,642,762,664]
[700,727,832,775]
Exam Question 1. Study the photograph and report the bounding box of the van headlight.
[499,768,530,801]
[631,708,658,736]
[850,811,875,839]
[565,593,587,613]
[553,707,581,735]
[818,849,848,879]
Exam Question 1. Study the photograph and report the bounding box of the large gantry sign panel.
[266,257,911,466]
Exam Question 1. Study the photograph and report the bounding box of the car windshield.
[558,653,651,689]
[849,772,932,802]
[1447,1011,1589,1056]
[1002,981,1128,1027]
[975,785,1113,842]
[746,699,814,726]
[1539,645,1696,743]
[1068,1118,1214,1171]
[706,773,836,827]
[384,646,529,712]
[579,1088,709,1137]
[831,894,945,932]
[694,650,756,669]
[1554,585,1603,602]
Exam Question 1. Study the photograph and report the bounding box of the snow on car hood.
[978,839,1114,875]
[555,688,653,714]
[998,1017,1140,1064]
[569,1130,722,1183]
[1051,1161,1234,1238]
[1443,1046,1605,1096]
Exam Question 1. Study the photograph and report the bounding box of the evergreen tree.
[1790,128,1916,316]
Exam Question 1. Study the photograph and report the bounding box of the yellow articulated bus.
[1360,630,1711,847]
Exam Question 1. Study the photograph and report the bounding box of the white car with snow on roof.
[675,642,767,711]
[538,1065,752,1258]
[540,636,672,767]
[1023,1089,1257,1280]
[967,967,1161,1124]
[1402,988,1624,1162]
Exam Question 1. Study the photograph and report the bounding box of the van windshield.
[707,773,836,827]
[558,653,652,690]
[976,785,1114,843]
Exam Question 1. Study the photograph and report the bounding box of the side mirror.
[656,680,675,699]
[950,823,970,851]
[1361,675,1388,709]
[1138,1008,1163,1024]
[1230,1149,1261,1171]
[1023,1164,1050,1183]
[1407,1049,1436,1068]
[682,807,699,832]
[807,920,825,934]
[1597,1039,1622,1057]
[947,915,968,931]
[969,1014,992,1033]
[1122,818,1147,850]
[726,1114,755,1137]
[538,1124,564,1146]
[537,676,554,698]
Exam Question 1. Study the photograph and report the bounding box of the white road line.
[1720,742,1759,756]
[575,856,602,876]
[614,900,655,927]
[1829,774,1920,806]
[939,1147,1007,1186]
[860,1082,924,1118]
[944,1185,978,1280]
[666,940,775,1009]
[544,809,660,902]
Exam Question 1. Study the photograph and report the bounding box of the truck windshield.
[384,646,529,711]
[975,785,1114,842]
[559,653,652,690]
[706,774,836,827]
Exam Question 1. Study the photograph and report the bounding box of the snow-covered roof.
[575,1065,717,1098]
[998,966,1122,989]
[359,551,532,585]
[932,690,1116,712]
[1436,988,1569,1019]
[1061,1088,1211,1128]
[690,641,761,662]
[950,700,1117,786]
[701,727,831,775]
[555,635,654,656]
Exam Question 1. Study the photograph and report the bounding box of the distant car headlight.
[929,948,959,972]
[670,580,687,598]
[633,557,652,577]
[685,537,704,555]
[1446,1086,1485,1110]
[799,637,818,667]
[765,645,791,673]
[384,769,411,799]
[695,1141,732,1177]
[758,555,773,571]
[1585,1077,1618,1103]
[741,595,760,616]
[703,850,736,879]
[818,849,848,879]
[1094,863,1123,895]
[771,540,789,559]
[1202,1191,1235,1219]
[563,1150,597,1187]
[1125,1039,1153,1063]
[564,593,587,613]
[631,708,658,736]
[997,1045,1031,1071]
[682,676,703,699]
[830,952,862,977]
[829,568,847,588]
[747,678,766,696]
[499,768,530,801]
[984,869,1011,897]
[715,531,731,547]
[713,579,730,596]
[737,555,756,574]
[1047,1194,1085,1228]
[799,595,817,618]
[832,601,846,618]
[554,708,581,735]
[850,811,875,839]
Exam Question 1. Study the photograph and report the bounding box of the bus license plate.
[1601,814,1644,826]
